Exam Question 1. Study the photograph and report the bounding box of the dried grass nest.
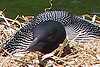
[0,10,100,67]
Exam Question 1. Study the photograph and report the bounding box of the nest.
[0,10,100,67]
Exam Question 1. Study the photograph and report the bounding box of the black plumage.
[26,20,66,54]
[3,11,100,54]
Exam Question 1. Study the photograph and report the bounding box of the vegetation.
[0,0,100,18]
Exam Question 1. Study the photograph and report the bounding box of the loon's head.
[27,20,66,54]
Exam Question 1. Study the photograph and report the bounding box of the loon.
[3,11,100,54]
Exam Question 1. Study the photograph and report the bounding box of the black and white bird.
[2,11,100,55]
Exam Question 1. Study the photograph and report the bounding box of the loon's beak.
[26,37,39,52]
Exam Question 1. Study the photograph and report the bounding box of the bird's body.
[3,11,100,54]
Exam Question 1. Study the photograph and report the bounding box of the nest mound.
[0,10,100,67]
